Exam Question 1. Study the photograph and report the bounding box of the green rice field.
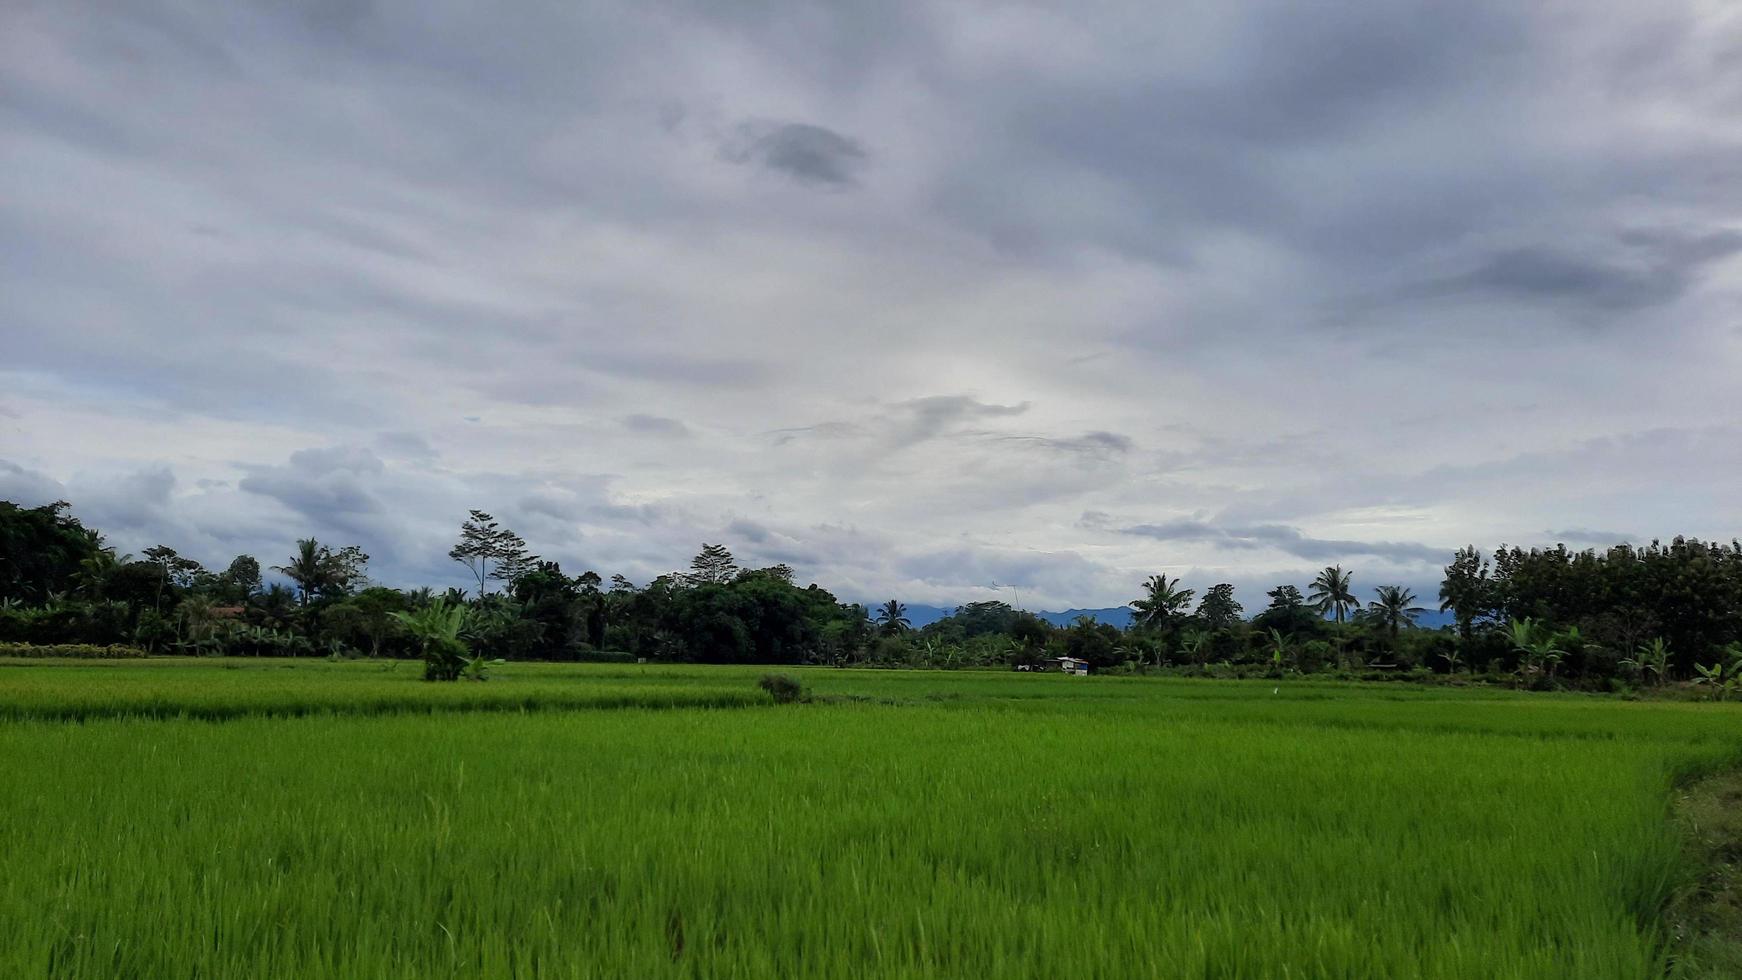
[2,659,1739,977]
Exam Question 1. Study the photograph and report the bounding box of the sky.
[3,0,1741,612]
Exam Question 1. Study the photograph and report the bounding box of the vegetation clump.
[391,599,474,681]
[0,641,149,659]
[757,672,806,703]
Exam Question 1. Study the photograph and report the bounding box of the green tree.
[215,555,262,604]
[1308,566,1358,624]
[449,511,536,595]
[875,600,910,636]
[688,544,739,585]
[0,500,100,603]
[1367,586,1425,640]
[1438,546,1491,642]
[1131,574,1195,631]
[141,545,204,611]
[74,545,130,601]
[273,539,333,608]
[1251,585,1319,637]
[1195,583,1244,632]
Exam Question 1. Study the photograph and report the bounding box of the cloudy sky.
[3,0,1740,611]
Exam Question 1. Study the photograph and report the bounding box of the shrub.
[0,642,150,659]
[757,673,806,704]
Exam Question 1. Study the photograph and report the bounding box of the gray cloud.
[0,460,69,506]
[1545,527,1638,546]
[991,430,1133,457]
[1117,517,1446,565]
[622,414,690,438]
[1412,230,1742,315]
[239,447,388,522]
[3,0,1740,611]
[720,120,869,188]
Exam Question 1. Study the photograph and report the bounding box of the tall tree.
[273,539,332,608]
[141,545,204,610]
[0,500,100,603]
[1252,584,1319,636]
[218,555,263,603]
[1308,566,1359,624]
[1130,574,1195,631]
[688,544,739,585]
[74,545,130,601]
[1368,586,1426,639]
[1438,546,1491,642]
[449,511,536,595]
[875,599,910,635]
[1195,583,1244,632]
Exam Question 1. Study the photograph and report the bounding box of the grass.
[1667,768,1742,976]
[1,659,1738,977]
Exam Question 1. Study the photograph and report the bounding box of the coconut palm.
[1308,566,1358,624]
[74,547,130,600]
[1130,574,1195,631]
[273,538,332,608]
[1367,586,1426,639]
[874,600,910,635]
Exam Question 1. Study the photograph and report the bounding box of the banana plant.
[1620,638,1671,687]
[1265,628,1291,677]
[1508,618,1566,682]
[391,598,472,681]
[1691,653,1742,701]
[1178,630,1210,666]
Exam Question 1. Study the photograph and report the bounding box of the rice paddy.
[2,659,1738,977]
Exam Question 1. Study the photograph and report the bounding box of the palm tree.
[1367,586,1426,638]
[273,538,331,608]
[1130,574,1195,631]
[1308,566,1358,624]
[74,547,129,600]
[874,600,910,635]
[254,583,298,630]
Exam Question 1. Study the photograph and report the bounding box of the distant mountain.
[887,604,1135,629]
[890,603,1453,631]
[897,604,955,628]
[1034,607,1135,628]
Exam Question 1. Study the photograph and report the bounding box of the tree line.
[2,499,1738,692]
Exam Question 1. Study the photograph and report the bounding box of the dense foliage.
[3,498,1739,690]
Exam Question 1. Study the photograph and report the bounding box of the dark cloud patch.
[991,430,1133,457]
[720,121,868,189]
[1120,517,1444,565]
[1410,229,1742,315]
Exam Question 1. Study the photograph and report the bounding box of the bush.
[0,642,150,659]
[574,648,637,664]
[757,673,806,704]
